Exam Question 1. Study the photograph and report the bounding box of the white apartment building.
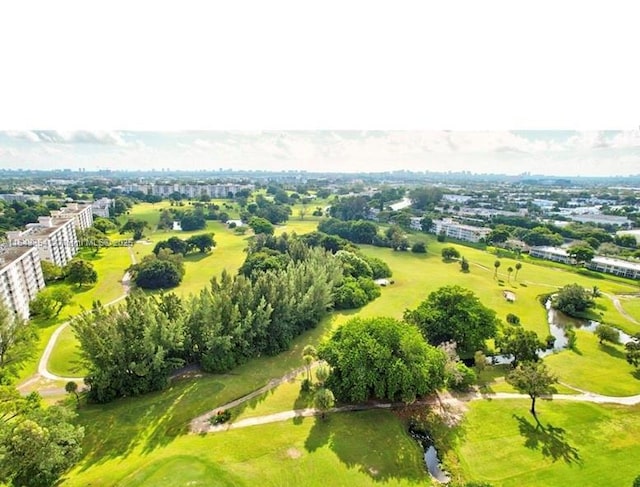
[432,219,491,243]
[121,183,254,199]
[91,197,113,218]
[529,246,573,264]
[50,202,94,231]
[0,193,41,203]
[0,246,46,319]
[587,256,640,280]
[6,217,79,267]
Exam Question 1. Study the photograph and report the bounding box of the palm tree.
[515,262,522,280]
[507,266,514,283]
[315,365,330,386]
[65,381,79,405]
[302,345,317,382]
[494,260,501,279]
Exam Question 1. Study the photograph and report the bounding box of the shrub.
[411,242,427,253]
[506,313,521,325]
[210,409,231,425]
[300,378,312,393]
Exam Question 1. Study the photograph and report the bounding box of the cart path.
[191,375,640,434]
[18,246,138,393]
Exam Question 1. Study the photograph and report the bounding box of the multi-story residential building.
[528,246,573,264]
[91,197,113,218]
[586,256,640,280]
[0,246,46,319]
[6,216,78,267]
[121,183,254,199]
[431,219,491,243]
[50,202,93,231]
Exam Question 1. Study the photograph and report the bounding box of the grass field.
[17,246,133,381]
[37,206,640,485]
[453,399,640,486]
[63,410,430,487]
[543,330,640,396]
[620,295,640,323]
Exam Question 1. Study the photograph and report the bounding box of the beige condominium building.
[0,246,46,318]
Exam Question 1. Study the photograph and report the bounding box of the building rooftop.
[0,246,36,273]
[591,256,640,272]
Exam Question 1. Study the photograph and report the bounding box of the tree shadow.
[512,414,582,465]
[304,411,428,483]
[631,369,640,381]
[598,343,626,360]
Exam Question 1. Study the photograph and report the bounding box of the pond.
[487,297,636,365]
[408,423,450,484]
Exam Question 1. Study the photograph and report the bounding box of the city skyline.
[1,130,639,177]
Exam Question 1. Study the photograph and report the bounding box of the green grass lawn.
[63,410,430,487]
[453,399,640,486]
[543,330,640,396]
[17,246,133,382]
[620,295,640,323]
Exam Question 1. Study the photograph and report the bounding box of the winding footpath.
[18,247,137,393]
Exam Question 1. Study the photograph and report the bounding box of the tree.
[318,316,446,403]
[507,266,514,283]
[71,292,185,403]
[314,388,335,420]
[441,247,460,261]
[420,217,433,233]
[506,361,557,419]
[411,242,427,253]
[496,327,545,367]
[65,259,98,287]
[249,216,275,235]
[186,233,216,253]
[487,227,510,245]
[626,340,640,368]
[180,211,206,231]
[65,380,80,405]
[633,474,640,487]
[474,350,487,375]
[0,304,37,382]
[552,283,595,316]
[404,285,499,357]
[93,217,117,234]
[514,262,522,280]
[153,236,188,256]
[460,257,470,272]
[120,218,149,240]
[134,259,183,289]
[493,259,501,278]
[30,286,74,318]
[77,227,108,255]
[595,324,620,345]
[0,400,84,487]
[567,244,595,264]
[40,260,64,283]
[302,345,317,382]
[315,365,330,386]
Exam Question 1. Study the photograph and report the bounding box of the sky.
[1,130,639,176]
[1,1,639,177]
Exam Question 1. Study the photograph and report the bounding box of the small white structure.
[172,221,182,231]
[374,278,390,286]
[227,219,244,228]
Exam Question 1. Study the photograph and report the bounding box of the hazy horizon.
[1,130,639,177]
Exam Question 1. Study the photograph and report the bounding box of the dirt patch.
[286,448,302,459]
[430,391,469,427]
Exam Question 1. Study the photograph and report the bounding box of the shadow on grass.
[183,252,213,263]
[598,343,626,360]
[513,414,582,465]
[631,369,640,381]
[304,411,428,483]
[75,375,226,471]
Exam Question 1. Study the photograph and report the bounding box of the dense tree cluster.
[0,302,84,486]
[318,218,379,244]
[319,316,446,403]
[130,249,186,289]
[153,233,215,256]
[404,285,499,357]
[552,283,595,316]
[72,293,185,402]
[242,194,291,225]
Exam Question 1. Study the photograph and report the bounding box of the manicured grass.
[620,296,640,324]
[453,399,640,486]
[18,246,133,382]
[63,410,429,487]
[544,330,640,396]
[231,371,311,422]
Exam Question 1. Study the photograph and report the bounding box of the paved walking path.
[18,247,138,393]
[190,367,640,435]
